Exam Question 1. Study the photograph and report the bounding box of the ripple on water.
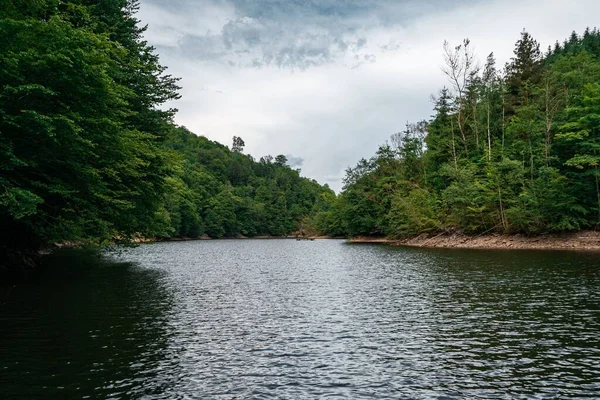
[1,240,600,399]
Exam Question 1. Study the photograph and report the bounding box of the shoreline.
[348,231,600,251]
[149,234,342,242]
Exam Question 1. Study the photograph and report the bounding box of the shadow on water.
[0,248,176,399]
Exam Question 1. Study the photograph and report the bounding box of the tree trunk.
[544,79,552,167]
[457,108,469,156]
[501,84,506,156]
[529,137,534,182]
[473,102,480,150]
[487,98,492,161]
[450,118,458,169]
[498,187,507,231]
[596,163,600,228]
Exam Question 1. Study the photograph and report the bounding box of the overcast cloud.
[138,0,600,191]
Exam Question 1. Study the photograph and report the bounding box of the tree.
[387,189,441,237]
[482,52,498,160]
[442,38,479,155]
[425,87,456,188]
[1,2,177,247]
[506,30,543,107]
[232,136,245,153]
[260,155,274,164]
[556,82,600,227]
[274,154,288,166]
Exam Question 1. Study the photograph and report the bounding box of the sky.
[137,0,600,191]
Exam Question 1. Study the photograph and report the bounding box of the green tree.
[1,2,177,248]
[556,82,600,227]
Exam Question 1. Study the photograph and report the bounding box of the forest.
[310,29,600,239]
[161,127,334,239]
[0,0,334,274]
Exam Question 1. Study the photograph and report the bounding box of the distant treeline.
[162,127,334,238]
[0,0,334,264]
[310,29,600,238]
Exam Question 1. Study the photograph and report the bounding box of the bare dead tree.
[442,38,480,157]
[541,74,563,166]
[482,53,497,161]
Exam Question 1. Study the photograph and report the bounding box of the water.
[2,240,600,399]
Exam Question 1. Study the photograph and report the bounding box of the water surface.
[2,240,600,398]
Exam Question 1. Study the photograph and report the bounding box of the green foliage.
[546,28,600,63]
[387,188,440,238]
[441,163,497,233]
[504,167,587,232]
[316,28,600,238]
[1,1,179,246]
[161,126,335,238]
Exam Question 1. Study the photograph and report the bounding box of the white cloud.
[138,0,600,191]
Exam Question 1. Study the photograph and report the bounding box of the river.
[1,239,600,398]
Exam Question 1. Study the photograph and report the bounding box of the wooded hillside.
[311,29,600,238]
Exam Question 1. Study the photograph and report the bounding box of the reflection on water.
[1,241,600,398]
[0,250,175,399]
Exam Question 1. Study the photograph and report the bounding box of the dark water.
[2,240,600,399]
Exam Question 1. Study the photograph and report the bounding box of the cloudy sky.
[138,0,599,191]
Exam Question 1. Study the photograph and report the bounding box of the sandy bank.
[349,231,600,251]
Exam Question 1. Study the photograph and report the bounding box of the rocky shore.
[349,231,600,251]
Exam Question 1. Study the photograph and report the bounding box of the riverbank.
[157,235,316,241]
[153,234,344,242]
[349,231,600,251]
